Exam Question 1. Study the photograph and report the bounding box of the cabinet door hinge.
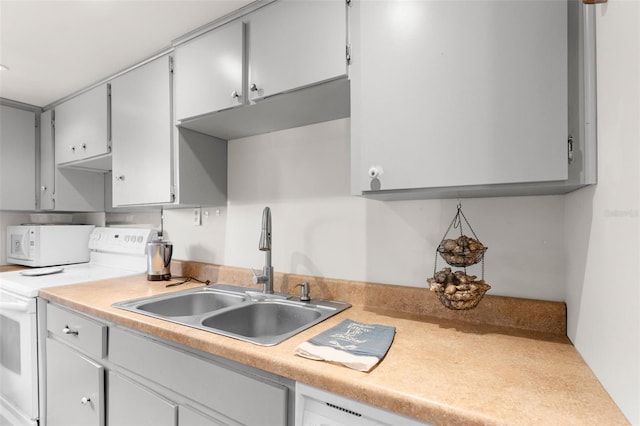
[346,45,352,65]
[568,136,574,164]
[169,56,174,74]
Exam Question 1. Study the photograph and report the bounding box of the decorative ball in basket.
[428,204,491,310]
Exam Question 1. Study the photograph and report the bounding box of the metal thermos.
[146,237,173,281]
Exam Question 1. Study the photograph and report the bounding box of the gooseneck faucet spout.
[254,207,274,294]
[259,207,271,251]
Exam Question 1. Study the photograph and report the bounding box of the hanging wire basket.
[428,268,491,310]
[436,205,487,267]
[428,204,491,310]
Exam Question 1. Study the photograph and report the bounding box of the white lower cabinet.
[43,303,426,426]
[108,372,176,426]
[45,338,104,426]
[43,302,290,426]
[108,327,289,426]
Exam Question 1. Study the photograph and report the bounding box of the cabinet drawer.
[47,303,107,359]
[109,327,288,425]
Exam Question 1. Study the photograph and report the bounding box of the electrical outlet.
[193,208,201,226]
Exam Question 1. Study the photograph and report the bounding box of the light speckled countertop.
[38,266,628,425]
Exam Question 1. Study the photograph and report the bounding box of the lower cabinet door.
[46,338,104,426]
[108,372,177,426]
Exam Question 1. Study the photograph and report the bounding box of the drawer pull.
[80,397,91,405]
[62,326,79,336]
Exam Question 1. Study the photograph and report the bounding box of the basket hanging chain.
[457,204,481,241]
[439,205,461,243]
[439,204,480,241]
[457,206,485,278]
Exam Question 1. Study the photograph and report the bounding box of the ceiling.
[0,0,255,108]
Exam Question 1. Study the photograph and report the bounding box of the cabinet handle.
[62,326,79,336]
[249,83,259,92]
[116,175,125,181]
[81,143,87,150]
[231,90,241,99]
[41,186,47,192]
[80,397,91,405]
[71,146,76,153]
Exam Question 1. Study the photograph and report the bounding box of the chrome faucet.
[253,207,274,294]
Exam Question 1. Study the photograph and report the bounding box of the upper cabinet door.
[247,0,348,101]
[0,105,36,210]
[39,109,55,210]
[55,84,110,165]
[42,108,106,212]
[111,55,173,206]
[351,0,569,197]
[174,20,244,121]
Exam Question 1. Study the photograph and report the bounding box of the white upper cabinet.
[110,54,227,208]
[174,0,350,140]
[111,55,173,207]
[55,84,111,166]
[351,0,591,199]
[40,109,55,210]
[41,109,105,212]
[247,0,348,101]
[0,105,36,210]
[175,20,244,120]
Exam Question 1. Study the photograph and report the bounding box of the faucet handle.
[251,267,268,285]
[296,281,311,302]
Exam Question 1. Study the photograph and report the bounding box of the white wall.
[166,118,566,301]
[565,2,640,423]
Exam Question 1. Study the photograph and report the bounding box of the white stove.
[0,226,156,426]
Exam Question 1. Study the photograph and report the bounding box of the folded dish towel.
[294,319,396,372]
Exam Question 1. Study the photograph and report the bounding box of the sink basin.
[113,284,350,346]
[202,301,322,338]
[137,291,245,317]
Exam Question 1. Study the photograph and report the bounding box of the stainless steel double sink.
[113,284,350,346]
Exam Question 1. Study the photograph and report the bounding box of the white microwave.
[6,225,95,267]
